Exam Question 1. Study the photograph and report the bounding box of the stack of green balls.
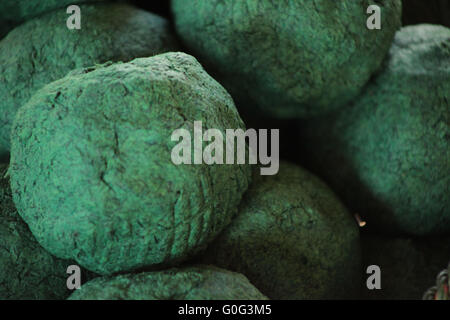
[0,2,179,157]
[301,24,450,236]
[0,0,448,300]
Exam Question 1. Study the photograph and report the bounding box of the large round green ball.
[0,2,179,157]
[200,162,361,299]
[10,52,252,275]
[302,24,450,235]
[172,0,402,119]
[69,265,268,300]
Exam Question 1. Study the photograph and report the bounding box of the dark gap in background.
[402,0,450,27]
[129,0,171,19]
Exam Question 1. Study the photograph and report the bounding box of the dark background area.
[402,0,450,27]
[130,0,450,28]
[130,0,171,19]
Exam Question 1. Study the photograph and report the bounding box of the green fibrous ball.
[10,52,252,275]
[301,24,450,236]
[0,164,96,299]
[0,2,179,156]
[361,234,450,300]
[199,162,361,300]
[172,0,402,119]
[0,0,107,25]
[68,265,268,300]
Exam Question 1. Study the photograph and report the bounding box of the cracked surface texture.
[172,0,402,119]
[0,2,179,157]
[0,163,95,299]
[200,162,361,299]
[301,25,450,235]
[10,52,252,275]
[69,265,268,300]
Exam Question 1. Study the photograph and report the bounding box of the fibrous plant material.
[0,2,179,156]
[200,162,361,300]
[172,0,402,119]
[10,52,252,275]
[0,164,94,299]
[301,24,450,236]
[68,265,268,300]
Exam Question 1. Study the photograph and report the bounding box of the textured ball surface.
[0,2,179,156]
[172,0,402,119]
[0,0,106,24]
[200,162,361,299]
[10,52,252,275]
[69,265,268,300]
[301,24,450,236]
[0,164,95,299]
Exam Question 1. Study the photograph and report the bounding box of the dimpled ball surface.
[302,24,450,236]
[172,0,402,119]
[10,52,252,275]
[0,2,179,156]
[69,265,268,300]
[200,162,361,299]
